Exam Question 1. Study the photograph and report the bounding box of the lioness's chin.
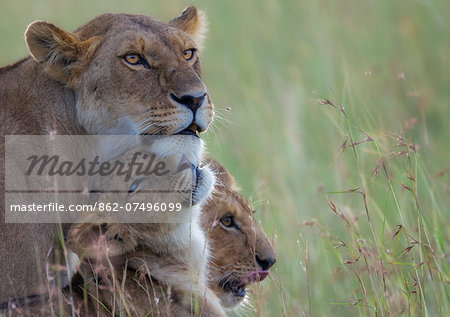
[142,134,205,166]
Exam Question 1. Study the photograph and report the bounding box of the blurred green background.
[1,0,449,316]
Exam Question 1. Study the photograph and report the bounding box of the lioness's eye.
[220,216,234,228]
[183,49,196,61]
[123,54,142,65]
[122,54,151,69]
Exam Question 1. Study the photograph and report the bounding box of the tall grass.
[1,0,449,316]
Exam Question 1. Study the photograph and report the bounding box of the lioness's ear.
[169,6,208,49]
[25,21,101,87]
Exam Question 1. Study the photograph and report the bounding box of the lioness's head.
[201,159,276,309]
[25,6,213,136]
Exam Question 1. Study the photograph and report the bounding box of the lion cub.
[3,160,276,316]
[66,146,221,316]
[1,147,220,316]
[201,159,276,309]
[77,159,274,315]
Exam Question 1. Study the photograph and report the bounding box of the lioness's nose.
[171,92,206,114]
[255,254,276,271]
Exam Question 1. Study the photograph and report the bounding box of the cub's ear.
[203,158,239,191]
[169,6,208,49]
[25,21,101,87]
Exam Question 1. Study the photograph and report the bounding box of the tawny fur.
[201,159,276,309]
[0,6,213,304]
[3,160,275,316]
[64,149,220,316]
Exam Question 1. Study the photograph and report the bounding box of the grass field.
[1,0,449,316]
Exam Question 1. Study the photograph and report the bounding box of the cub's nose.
[170,92,207,114]
[255,254,276,271]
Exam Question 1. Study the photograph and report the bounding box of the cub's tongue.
[237,270,269,287]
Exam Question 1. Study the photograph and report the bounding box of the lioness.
[0,6,213,303]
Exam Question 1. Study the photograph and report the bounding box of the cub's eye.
[220,216,235,228]
[183,49,196,61]
[128,178,145,194]
[123,54,142,65]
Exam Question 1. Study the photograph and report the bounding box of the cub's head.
[25,6,213,136]
[90,147,215,215]
[69,148,214,262]
[201,159,276,309]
